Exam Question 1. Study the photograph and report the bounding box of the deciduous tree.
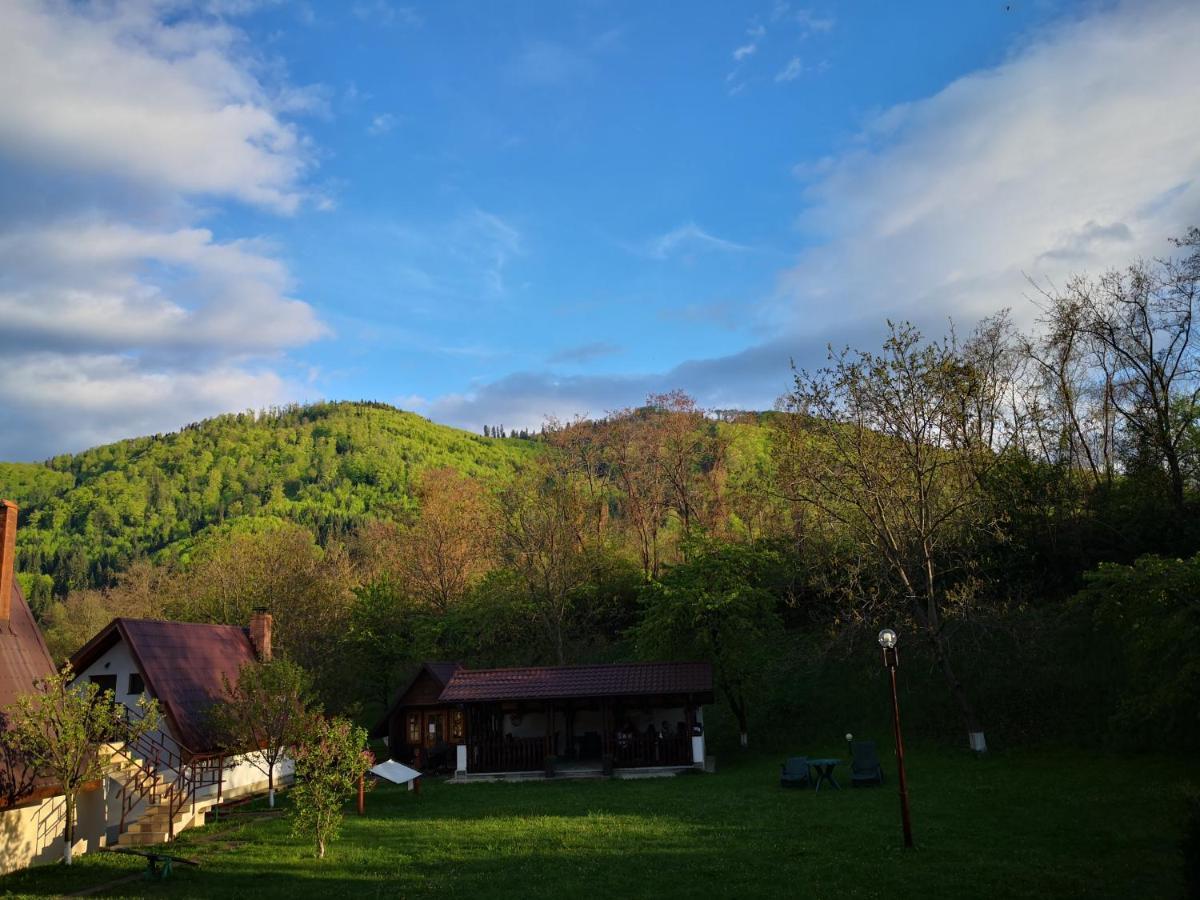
[290,715,373,859]
[2,667,160,864]
[210,657,311,808]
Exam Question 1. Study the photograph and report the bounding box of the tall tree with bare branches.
[775,320,1017,745]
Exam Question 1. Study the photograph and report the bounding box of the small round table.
[807,758,841,791]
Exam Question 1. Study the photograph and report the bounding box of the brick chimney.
[0,500,16,623]
[249,608,272,661]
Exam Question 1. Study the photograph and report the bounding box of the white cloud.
[382,208,524,301]
[0,1,327,458]
[0,353,301,460]
[778,0,1200,335]
[644,222,749,260]
[430,1,1200,433]
[0,1,315,214]
[0,222,327,356]
[732,43,758,62]
[367,112,398,135]
[506,40,592,87]
[794,9,835,35]
[775,57,804,82]
[352,1,422,27]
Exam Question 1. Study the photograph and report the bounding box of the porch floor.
[448,762,700,784]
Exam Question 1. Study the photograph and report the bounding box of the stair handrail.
[165,755,226,839]
[111,702,189,833]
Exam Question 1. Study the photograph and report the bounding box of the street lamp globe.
[878,628,898,650]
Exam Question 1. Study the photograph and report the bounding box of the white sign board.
[369,760,422,785]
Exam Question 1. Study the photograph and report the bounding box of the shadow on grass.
[0,749,1191,899]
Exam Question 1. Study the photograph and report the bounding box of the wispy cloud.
[643,222,750,260]
[428,1,1200,438]
[351,2,422,27]
[547,342,623,365]
[506,40,592,87]
[775,57,804,82]
[385,208,525,302]
[367,112,397,135]
[727,4,834,94]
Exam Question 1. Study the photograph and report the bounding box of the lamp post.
[879,627,914,849]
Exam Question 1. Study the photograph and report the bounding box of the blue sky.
[2,0,1199,458]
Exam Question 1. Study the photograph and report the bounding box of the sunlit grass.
[0,746,1191,898]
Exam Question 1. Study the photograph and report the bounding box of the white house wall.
[0,780,109,875]
[72,640,178,753]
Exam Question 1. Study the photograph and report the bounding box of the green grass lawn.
[1,747,1192,899]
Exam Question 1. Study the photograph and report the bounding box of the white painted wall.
[0,779,110,875]
[73,641,177,754]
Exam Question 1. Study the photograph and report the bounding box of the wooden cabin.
[372,661,713,778]
[375,662,463,770]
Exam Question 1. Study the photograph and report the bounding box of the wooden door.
[423,711,446,748]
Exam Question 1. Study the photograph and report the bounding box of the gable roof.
[369,661,461,738]
[70,618,258,756]
[0,580,56,715]
[1,581,59,808]
[438,662,713,703]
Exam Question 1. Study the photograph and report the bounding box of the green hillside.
[0,401,539,595]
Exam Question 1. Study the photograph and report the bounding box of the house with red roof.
[1,500,111,873]
[69,608,289,845]
[372,660,714,780]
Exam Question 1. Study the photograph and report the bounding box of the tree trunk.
[1165,446,1186,511]
[317,839,325,859]
[724,687,750,750]
[926,623,983,740]
[63,794,74,865]
[268,765,275,808]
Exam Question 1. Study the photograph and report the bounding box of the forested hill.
[0,402,538,596]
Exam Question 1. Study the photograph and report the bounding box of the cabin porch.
[457,695,705,778]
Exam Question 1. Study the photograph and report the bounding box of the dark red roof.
[369,661,461,738]
[439,662,713,702]
[1,581,58,807]
[70,618,257,755]
[0,581,55,714]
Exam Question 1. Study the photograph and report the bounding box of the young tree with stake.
[210,657,310,808]
[290,714,373,859]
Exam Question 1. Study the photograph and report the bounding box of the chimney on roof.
[250,608,272,661]
[0,500,16,623]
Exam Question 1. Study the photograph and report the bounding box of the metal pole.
[887,653,914,849]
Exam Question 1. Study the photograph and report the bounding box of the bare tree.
[775,320,1015,745]
[1051,230,1200,508]
[400,467,496,610]
[497,464,594,664]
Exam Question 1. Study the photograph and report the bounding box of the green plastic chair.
[780,756,811,788]
[850,741,884,786]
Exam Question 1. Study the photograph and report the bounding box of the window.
[407,713,420,744]
[90,675,117,697]
[128,673,145,695]
[450,711,465,742]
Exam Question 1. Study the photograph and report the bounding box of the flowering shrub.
[290,714,374,858]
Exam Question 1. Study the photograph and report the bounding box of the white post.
[456,744,467,775]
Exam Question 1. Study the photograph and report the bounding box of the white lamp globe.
[878,628,898,649]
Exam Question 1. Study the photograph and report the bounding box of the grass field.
[0,746,1192,899]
